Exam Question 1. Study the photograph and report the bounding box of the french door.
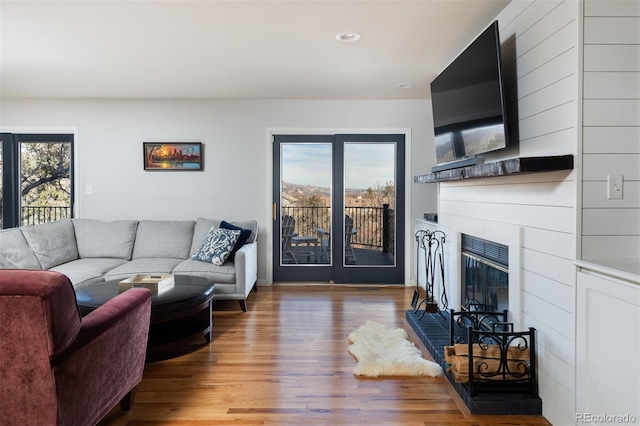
[272,134,405,284]
[0,133,74,229]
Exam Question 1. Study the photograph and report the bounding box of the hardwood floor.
[100,285,551,425]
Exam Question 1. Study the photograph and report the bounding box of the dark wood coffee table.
[76,274,214,362]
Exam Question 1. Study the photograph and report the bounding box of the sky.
[281,142,396,190]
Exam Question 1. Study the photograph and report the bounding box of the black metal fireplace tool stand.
[412,229,448,318]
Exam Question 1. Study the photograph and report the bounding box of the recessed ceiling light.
[396,83,412,89]
[336,31,361,42]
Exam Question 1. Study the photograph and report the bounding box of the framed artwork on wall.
[143,142,203,171]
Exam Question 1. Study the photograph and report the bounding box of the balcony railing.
[21,206,71,226]
[281,205,394,253]
[17,205,394,253]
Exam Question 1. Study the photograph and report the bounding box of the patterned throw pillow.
[191,227,241,266]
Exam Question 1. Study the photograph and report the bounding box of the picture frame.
[143,142,203,171]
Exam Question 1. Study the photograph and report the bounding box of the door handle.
[273,203,277,221]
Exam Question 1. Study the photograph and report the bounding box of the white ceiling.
[0,0,510,100]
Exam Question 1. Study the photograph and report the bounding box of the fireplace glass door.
[461,234,509,312]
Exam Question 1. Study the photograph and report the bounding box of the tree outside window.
[0,134,73,228]
[20,142,72,225]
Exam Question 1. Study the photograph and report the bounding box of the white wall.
[575,0,640,422]
[434,1,580,424]
[0,98,436,285]
[581,0,640,263]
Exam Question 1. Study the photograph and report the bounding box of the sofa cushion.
[173,259,235,284]
[72,219,138,259]
[220,220,252,262]
[104,258,185,281]
[192,227,241,266]
[0,228,42,269]
[190,218,221,255]
[132,220,194,259]
[21,219,78,269]
[51,258,128,289]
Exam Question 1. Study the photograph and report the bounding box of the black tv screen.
[431,21,509,170]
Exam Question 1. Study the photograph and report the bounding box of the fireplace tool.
[439,250,449,310]
[411,230,427,309]
[414,230,447,319]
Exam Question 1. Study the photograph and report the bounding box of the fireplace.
[461,235,509,312]
[407,227,541,415]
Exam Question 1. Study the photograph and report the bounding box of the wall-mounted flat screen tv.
[430,21,509,172]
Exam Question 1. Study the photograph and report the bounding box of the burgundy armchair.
[0,269,152,426]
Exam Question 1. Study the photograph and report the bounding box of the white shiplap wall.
[437,1,579,424]
[576,1,640,420]
[582,0,640,263]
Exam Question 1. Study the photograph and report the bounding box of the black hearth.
[406,309,542,415]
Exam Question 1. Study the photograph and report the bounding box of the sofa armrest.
[233,240,257,297]
[51,288,152,425]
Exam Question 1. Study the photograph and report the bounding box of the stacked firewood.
[444,343,531,383]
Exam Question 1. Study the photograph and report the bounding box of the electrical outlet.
[85,185,93,195]
[607,175,623,200]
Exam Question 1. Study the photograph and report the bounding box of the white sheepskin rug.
[347,320,443,378]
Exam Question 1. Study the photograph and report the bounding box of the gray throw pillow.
[191,227,241,266]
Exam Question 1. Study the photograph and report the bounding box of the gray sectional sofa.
[0,217,258,311]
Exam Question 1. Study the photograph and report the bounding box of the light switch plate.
[607,175,623,200]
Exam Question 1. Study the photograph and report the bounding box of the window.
[0,133,74,229]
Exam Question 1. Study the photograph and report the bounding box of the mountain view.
[282,181,393,208]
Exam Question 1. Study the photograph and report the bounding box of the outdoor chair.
[317,227,331,263]
[345,215,357,263]
[282,215,297,264]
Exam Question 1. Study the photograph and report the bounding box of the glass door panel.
[1,133,73,229]
[279,142,332,266]
[343,142,397,267]
[19,141,72,226]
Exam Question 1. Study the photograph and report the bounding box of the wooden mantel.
[414,155,574,183]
